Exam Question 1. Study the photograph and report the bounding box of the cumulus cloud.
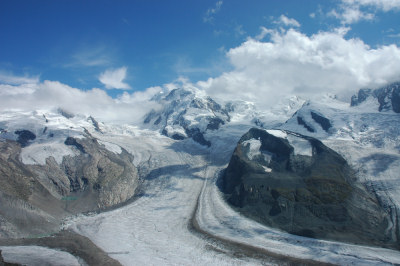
[203,1,223,23]
[274,15,300,27]
[99,67,131,90]
[0,74,160,124]
[330,0,400,24]
[197,27,400,108]
[328,4,374,24]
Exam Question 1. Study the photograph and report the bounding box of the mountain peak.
[143,87,230,146]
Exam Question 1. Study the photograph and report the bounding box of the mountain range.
[1,81,400,264]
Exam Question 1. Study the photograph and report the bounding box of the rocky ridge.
[221,128,396,248]
[0,110,139,237]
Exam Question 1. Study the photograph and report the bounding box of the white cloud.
[328,5,374,24]
[0,74,160,124]
[197,27,400,108]
[203,1,223,23]
[0,72,39,96]
[331,0,400,24]
[343,0,400,11]
[235,25,246,37]
[274,15,300,27]
[64,46,113,68]
[255,27,274,41]
[99,67,131,90]
[0,72,39,85]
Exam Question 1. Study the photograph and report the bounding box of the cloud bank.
[198,27,400,106]
[2,26,400,122]
[0,76,159,124]
[99,67,131,90]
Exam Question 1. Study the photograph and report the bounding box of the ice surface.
[20,142,77,165]
[0,245,82,266]
[266,129,287,139]
[286,134,312,156]
[242,138,262,160]
[164,124,187,138]
[262,166,272,172]
[98,140,122,154]
[64,133,264,265]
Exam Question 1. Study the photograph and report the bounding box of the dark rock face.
[351,82,400,113]
[206,117,225,131]
[14,130,36,147]
[351,88,373,106]
[88,116,102,133]
[310,111,331,132]
[185,128,211,147]
[221,128,396,248]
[393,87,400,113]
[297,117,314,132]
[64,137,85,153]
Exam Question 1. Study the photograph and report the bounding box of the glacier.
[1,83,400,265]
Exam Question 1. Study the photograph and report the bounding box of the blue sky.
[0,0,400,121]
[1,1,398,93]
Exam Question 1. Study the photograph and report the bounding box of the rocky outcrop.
[14,130,36,147]
[351,81,400,113]
[297,116,314,132]
[88,116,102,133]
[0,133,139,237]
[310,111,331,132]
[221,128,396,248]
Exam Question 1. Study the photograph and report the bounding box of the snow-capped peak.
[143,87,230,146]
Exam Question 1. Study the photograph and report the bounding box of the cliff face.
[0,135,139,238]
[351,81,400,113]
[221,128,396,248]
